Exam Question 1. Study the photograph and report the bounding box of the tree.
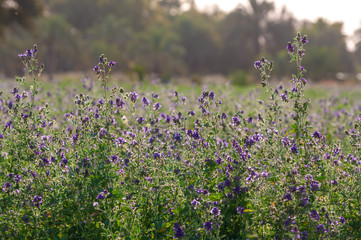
[354,23,361,71]
[218,7,254,72]
[302,18,355,80]
[264,6,295,56]
[174,11,221,74]
[247,0,274,55]
[35,15,82,79]
[0,0,43,36]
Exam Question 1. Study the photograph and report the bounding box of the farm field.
[1,36,361,239]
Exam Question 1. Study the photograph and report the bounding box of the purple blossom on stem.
[203,221,213,232]
[210,207,221,216]
[173,222,184,238]
[237,206,244,214]
[287,42,295,53]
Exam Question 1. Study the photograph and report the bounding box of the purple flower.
[209,91,215,100]
[93,65,101,74]
[254,60,262,69]
[203,221,213,232]
[107,61,116,68]
[142,97,150,106]
[129,92,138,103]
[339,216,346,225]
[33,195,43,207]
[287,42,295,53]
[2,182,11,192]
[316,224,326,233]
[115,98,125,108]
[299,196,310,207]
[99,128,108,138]
[291,143,298,155]
[237,206,244,215]
[173,222,184,238]
[312,131,322,139]
[96,193,105,200]
[309,210,320,221]
[137,117,145,124]
[153,102,161,110]
[282,137,290,147]
[301,35,308,44]
[14,174,21,183]
[210,207,220,216]
[283,192,292,202]
[232,116,241,126]
[284,217,292,227]
[310,180,320,191]
[301,231,309,240]
[191,199,200,209]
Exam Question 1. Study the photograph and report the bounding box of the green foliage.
[229,70,249,86]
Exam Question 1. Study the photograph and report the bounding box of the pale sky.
[195,0,361,38]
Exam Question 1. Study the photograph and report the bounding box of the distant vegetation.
[1,0,361,82]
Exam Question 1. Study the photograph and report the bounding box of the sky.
[195,0,361,40]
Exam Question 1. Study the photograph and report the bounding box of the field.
[1,35,361,239]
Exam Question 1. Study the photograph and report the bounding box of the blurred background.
[0,0,360,85]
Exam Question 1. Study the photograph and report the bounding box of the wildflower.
[96,193,105,200]
[137,117,145,124]
[153,152,160,159]
[310,181,320,191]
[281,92,288,102]
[237,206,244,215]
[93,65,101,74]
[153,102,161,110]
[301,231,309,240]
[339,216,346,225]
[309,210,320,221]
[203,221,213,232]
[301,35,308,44]
[282,137,290,147]
[232,116,241,126]
[312,131,322,139]
[99,128,108,138]
[287,42,295,53]
[209,91,215,100]
[107,61,116,68]
[283,192,292,202]
[93,202,99,207]
[2,182,11,192]
[291,143,298,155]
[129,92,138,103]
[173,222,184,238]
[316,224,326,233]
[115,98,125,108]
[299,196,310,207]
[142,97,150,106]
[254,60,262,69]
[14,175,21,183]
[284,217,292,227]
[33,195,43,207]
[210,207,221,216]
[191,199,200,209]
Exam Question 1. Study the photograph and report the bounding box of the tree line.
[1,0,361,82]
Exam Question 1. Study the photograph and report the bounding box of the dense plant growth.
[1,34,361,239]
